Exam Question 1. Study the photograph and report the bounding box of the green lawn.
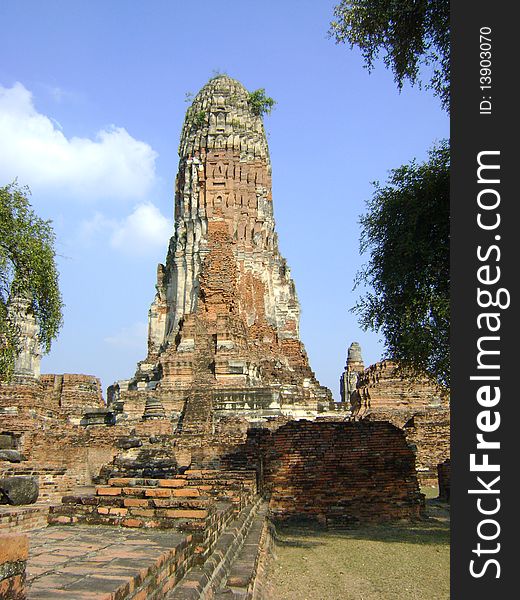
[267,496,450,600]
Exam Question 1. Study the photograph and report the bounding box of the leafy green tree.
[0,182,63,381]
[354,141,449,386]
[329,0,450,110]
[248,89,276,117]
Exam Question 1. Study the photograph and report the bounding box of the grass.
[267,491,450,600]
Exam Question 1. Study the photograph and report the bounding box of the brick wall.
[404,409,450,486]
[223,420,425,525]
[40,374,105,419]
[0,505,49,533]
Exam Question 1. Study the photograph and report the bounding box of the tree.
[329,0,450,110]
[248,89,277,117]
[353,141,449,387]
[0,182,63,381]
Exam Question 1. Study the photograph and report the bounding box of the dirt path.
[267,498,450,600]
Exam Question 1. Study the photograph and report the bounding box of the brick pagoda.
[110,75,331,428]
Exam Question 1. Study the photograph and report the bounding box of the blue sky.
[0,1,448,400]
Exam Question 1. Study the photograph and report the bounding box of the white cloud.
[0,82,158,200]
[104,321,148,350]
[110,202,172,255]
[81,202,172,256]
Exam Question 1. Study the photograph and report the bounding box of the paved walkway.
[26,525,186,599]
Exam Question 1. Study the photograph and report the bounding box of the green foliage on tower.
[194,110,207,127]
[248,89,276,117]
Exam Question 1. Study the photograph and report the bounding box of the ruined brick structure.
[0,373,104,421]
[350,358,450,485]
[223,420,425,525]
[0,77,437,599]
[1,376,116,513]
[111,75,331,427]
[351,359,446,417]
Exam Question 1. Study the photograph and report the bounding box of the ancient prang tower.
[339,341,364,408]
[111,75,331,427]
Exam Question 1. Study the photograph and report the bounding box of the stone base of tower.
[108,382,333,432]
[109,300,332,431]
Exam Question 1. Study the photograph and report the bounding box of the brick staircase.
[177,469,258,511]
[48,469,258,561]
[166,496,272,600]
[48,469,256,532]
[49,476,216,530]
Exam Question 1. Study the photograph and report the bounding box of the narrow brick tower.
[339,341,365,409]
[113,76,331,427]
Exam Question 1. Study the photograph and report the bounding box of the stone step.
[107,476,162,487]
[48,501,213,530]
[61,494,211,510]
[214,502,272,600]
[183,469,257,480]
[107,476,188,488]
[101,469,257,488]
[48,501,235,537]
[96,485,205,498]
[165,497,269,599]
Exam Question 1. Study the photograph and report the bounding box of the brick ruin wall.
[223,420,425,525]
[351,360,450,486]
[40,373,104,418]
[360,408,450,487]
[0,374,104,419]
[1,376,108,502]
[352,360,448,416]
[1,376,177,505]
[1,373,446,518]
[1,372,443,513]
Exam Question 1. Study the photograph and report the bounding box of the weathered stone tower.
[7,297,41,382]
[339,341,364,407]
[112,75,331,427]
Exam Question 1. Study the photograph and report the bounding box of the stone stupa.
[110,75,331,429]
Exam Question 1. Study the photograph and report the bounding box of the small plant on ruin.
[248,89,276,117]
[211,68,227,79]
[194,110,207,127]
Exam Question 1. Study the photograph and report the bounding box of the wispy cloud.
[0,82,158,200]
[104,321,148,350]
[44,85,82,104]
